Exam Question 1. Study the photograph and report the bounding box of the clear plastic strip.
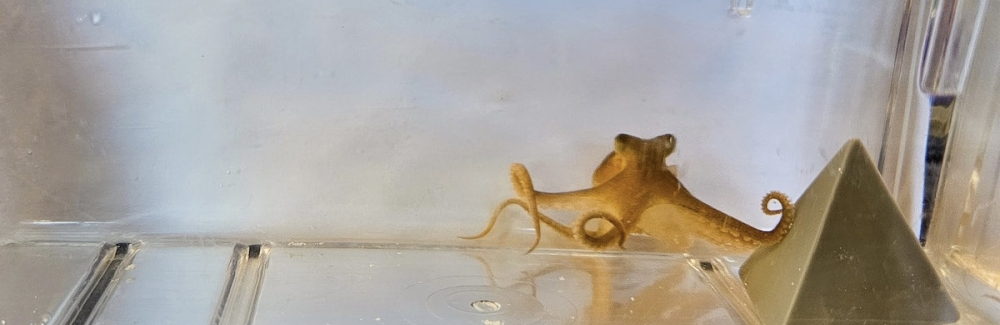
[920,0,989,95]
[212,243,271,325]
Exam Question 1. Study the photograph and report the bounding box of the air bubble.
[90,10,103,25]
[471,300,502,313]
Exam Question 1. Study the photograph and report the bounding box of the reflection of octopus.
[462,133,795,253]
[469,252,728,324]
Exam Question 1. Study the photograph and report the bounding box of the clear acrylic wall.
[0,0,908,243]
[926,0,1000,322]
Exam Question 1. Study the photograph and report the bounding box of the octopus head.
[614,133,676,165]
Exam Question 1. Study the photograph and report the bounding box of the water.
[730,0,753,17]
[943,252,1000,323]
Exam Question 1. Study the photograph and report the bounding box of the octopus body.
[461,133,795,253]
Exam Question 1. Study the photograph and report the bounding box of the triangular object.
[739,139,959,325]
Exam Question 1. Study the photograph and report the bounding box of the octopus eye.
[615,133,638,143]
[614,134,638,151]
[656,134,676,149]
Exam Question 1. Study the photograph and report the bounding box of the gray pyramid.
[739,139,958,325]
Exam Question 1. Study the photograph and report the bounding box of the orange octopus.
[461,133,795,253]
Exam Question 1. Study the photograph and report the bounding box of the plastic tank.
[0,0,993,324]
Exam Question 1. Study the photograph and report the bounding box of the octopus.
[461,133,796,253]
